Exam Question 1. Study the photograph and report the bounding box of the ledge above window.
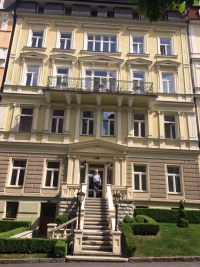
[52,48,76,53]
[23,46,47,52]
[80,50,122,56]
[127,53,150,57]
[155,54,178,59]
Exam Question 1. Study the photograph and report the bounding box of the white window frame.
[164,114,177,140]
[81,111,94,135]
[167,166,181,194]
[160,38,171,55]
[27,27,47,47]
[50,109,65,134]
[9,159,26,187]
[44,161,60,188]
[102,112,115,136]
[20,62,43,87]
[133,113,146,137]
[18,108,33,132]
[25,66,39,86]
[129,33,148,54]
[133,165,147,192]
[56,29,74,49]
[161,73,174,93]
[157,35,175,55]
[83,30,120,52]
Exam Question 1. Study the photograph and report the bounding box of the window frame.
[167,166,182,194]
[157,35,175,56]
[161,73,174,93]
[18,108,33,133]
[133,113,146,138]
[50,109,65,134]
[160,38,171,56]
[129,32,148,54]
[133,165,147,192]
[44,161,61,189]
[102,112,115,136]
[55,29,75,50]
[26,66,39,86]
[164,114,177,140]
[81,111,94,136]
[27,27,47,48]
[9,159,27,187]
[6,202,19,219]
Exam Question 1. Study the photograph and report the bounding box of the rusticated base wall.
[59,198,78,218]
[118,200,134,222]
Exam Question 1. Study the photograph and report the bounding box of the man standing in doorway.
[87,169,101,197]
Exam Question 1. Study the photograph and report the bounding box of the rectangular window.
[45,162,60,188]
[85,70,116,91]
[6,202,19,218]
[162,74,174,93]
[31,31,43,48]
[160,39,171,55]
[134,165,147,191]
[167,166,181,193]
[103,112,115,136]
[82,111,94,135]
[51,110,64,134]
[60,33,71,50]
[26,66,39,86]
[133,72,145,93]
[10,160,26,186]
[164,115,176,139]
[56,68,68,87]
[132,37,144,53]
[87,35,116,52]
[18,108,33,132]
[134,114,145,137]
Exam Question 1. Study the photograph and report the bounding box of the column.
[42,105,51,142]
[187,112,198,140]
[178,112,185,140]
[67,156,74,185]
[121,158,126,186]
[9,103,19,140]
[158,111,165,148]
[19,58,26,86]
[148,110,153,147]
[0,104,8,140]
[96,107,101,140]
[73,157,80,184]
[114,158,120,186]
[117,108,122,144]
[31,105,40,141]
[63,107,71,144]
[74,107,81,143]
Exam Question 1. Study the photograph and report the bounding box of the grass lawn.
[0,253,55,259]
[133,223,200,257]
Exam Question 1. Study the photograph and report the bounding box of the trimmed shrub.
[177,218,189,228]
[55,214,69,225]
[123,215,135,224]
[177,201,189,228]
[0,221,31,233]
[134,209,200,223]
[55,240,68,258]
[132,223,160,235]
[135,215,157,224]
[0,227,29,238]
[120,223,136,256]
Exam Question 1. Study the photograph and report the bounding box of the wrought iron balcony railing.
[47,76,153,94]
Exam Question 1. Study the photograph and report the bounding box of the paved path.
[1,262,200,267]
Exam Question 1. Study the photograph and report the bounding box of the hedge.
[55,214,69,225]
[0,221,31,233]
[134,209,200,223]
[132,215,159,235]
[120,222,136,256]
[0,227,29,238]
[55,240,68,258]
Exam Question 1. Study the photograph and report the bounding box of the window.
[103,112,115,136]
[85,70,116,91]
[51,110,64,134]
[60,33,71,49]
[160,39,171,55]
[133,165,147,191]
[87,35,116,52]
[18,108,33,132]
[162,74,174,93]
[6,202,19,218]
[167,166,181,194]
[164,115,176,139]
[31,31,43,48]
[134,114,145,137]
[132,37,143,53]
[10,160,26,186]
[26,66,39,86]
[45,162,60,188]
[56,68,68,87]
[133,72,145,92]
[81,111,94,135]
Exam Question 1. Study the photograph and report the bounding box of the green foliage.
[177,200,189,228]
[0,221,31,233]
[134,208,200,223]
[0,238,57,254]
[120,222,136,256]
[135,215,157,223]
[123,215,135,224]
[135,216,145,223]
[132,223,160,235]
[55,214,69,225]
[0,227,29,238]
[55,240,68,258]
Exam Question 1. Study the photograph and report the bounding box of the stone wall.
[59,198,78,218]
[118,200,133,222]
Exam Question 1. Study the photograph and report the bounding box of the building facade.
[0,0,199,233]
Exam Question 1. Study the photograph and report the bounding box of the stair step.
[82,240,112,246]
[84,221,109,226]
[74,250,121,257]
[84,215,109,219]
[84,217,109,222]
[83,235,112,241]
[83,225,110,230]
[82,245,112,251]
[83,230,111,235]
[66,256,128,262]
[84,209,109,214]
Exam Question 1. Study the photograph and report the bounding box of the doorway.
[87,164,104,198]
[39,203,56,235]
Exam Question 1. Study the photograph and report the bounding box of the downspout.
[187,18,200,148]
[0,3,17,92]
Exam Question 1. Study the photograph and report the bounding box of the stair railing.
[47,217,76,239]
[76,183,87,230]
[106,185,115,231]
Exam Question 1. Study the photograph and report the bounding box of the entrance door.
[39,203,56,235]
[87,165,104,198]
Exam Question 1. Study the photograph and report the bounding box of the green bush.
[120,222,136,256]
[123,215,135,224]
[135,215,157,224]
[0,221,31,233]
[0,238,57,253]
[134,209,200,223]
[135,216,145,223]
[0,227,29,238]
[55,240,68,258]
[132,223,160,235]
[177,218,189,228]
[55,214,69,225]
[177,201,189,228]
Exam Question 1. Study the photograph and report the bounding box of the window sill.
[42,187,58,190]
[52,48,76,53]
[80,134,94,136]
[133,191,148,193]
[3,217,16,220]
[155,54,178,58]
[102,135,116,137]
[80,50,122,56]
[6,186,23,188]
[23,46,47,51]
[168,192,182,195]
[127,53,150,57]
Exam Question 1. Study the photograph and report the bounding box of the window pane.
[89,120,94,135]
[166,46,171,55]
[134,114,145,120]
[175,176,181,193]
[53,171,59,187]
[18,170,25,186]
[160,39,170,45]
[88,36,93,40]
[26,74,32,85]
[134,122,139,136]
[168,176,173,192]
[87,42,93,51]
[103,42,109,52]
[38,38,42,48]
[94,71,107,77]
[60,40,65,49]
[66,40,71,49]
[139,44,143,53]
[10,169,17,185]
[83,111,93,118]
[47,162,60,168]
[31,38,37,47]
[134,174,139,190]
[169,81,174,93]
[133,44,137,53]
[58,118,63,133]
[110,121,114,135]
[165,124,171,138]
[19,117,32,132]
[141,122,145,137]
[172,125,176,139]
[82,120,87,134]
[33,32,43,37]
[133,73,144,79]
[163,81,167,93]
[103,121,108,135]
[95,42,100,51]
[6,202,18,218]
[165,115,175,122]
[167,167,179,174]
[142,174,146,190]
[51,118,57,133]
[13,160,26,167]
[57,69,68,75]
[61,34,71,39]
[103,112,115,119]
[110,43,116,52]
[134,166,146,172]
[45,171,51,186]
[95,36,100,41]
[53,110,64,116]
[32,73,38,86]
[21,108,33,115]
[111,37,116,42]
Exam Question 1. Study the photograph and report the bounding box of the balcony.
[47,76,153,95]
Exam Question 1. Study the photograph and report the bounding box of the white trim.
[50,109,65,134]
[166,165,182,194]
[80,110,94,136]
[27,26,47,48]
[160,71,177,93]
[133,164,148,192]
[43,160,61,189]
[9,159,26,187]
[129,32,148,54]
[157,34,175,55]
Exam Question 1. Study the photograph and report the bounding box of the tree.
[129,0,199,22]
[177,200,189,228]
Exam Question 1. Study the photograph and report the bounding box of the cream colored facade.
[0,2,199,231]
